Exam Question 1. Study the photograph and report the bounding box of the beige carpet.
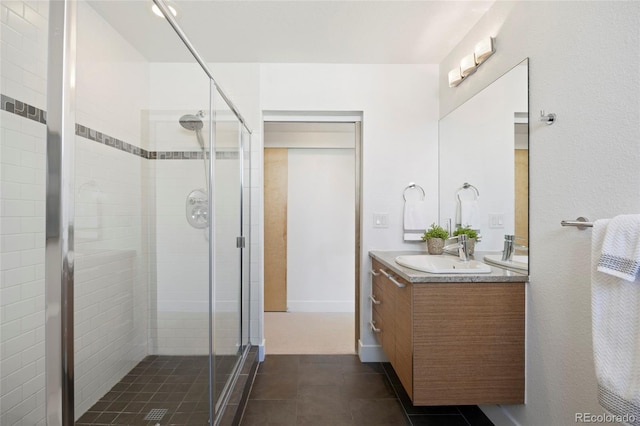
[264,312,356,355]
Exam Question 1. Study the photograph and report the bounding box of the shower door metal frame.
[45,1,77,424]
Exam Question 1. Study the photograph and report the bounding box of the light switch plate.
[373,213,389,228]
[489,214,505,229]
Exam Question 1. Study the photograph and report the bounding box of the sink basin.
[483,254,528,272]
[395,255,491,274]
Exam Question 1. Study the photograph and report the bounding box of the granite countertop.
[369,250,529,283]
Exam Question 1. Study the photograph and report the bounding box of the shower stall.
[0,0,253,425]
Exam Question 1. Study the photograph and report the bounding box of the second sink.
[395,255,491,274]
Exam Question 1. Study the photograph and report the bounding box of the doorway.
[263,120,361,354]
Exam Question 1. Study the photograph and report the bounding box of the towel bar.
[403,182,425,201]
[456,182,479,201]
[561,217,593,230]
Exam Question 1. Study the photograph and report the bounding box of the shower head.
[179,113,205,149]
[179,114,204,132]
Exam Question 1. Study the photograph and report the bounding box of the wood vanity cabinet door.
[394,278,413,400]
[412,282,525,405]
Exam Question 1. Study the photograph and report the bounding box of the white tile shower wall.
[1,2,48,425]
[73,139,148,418]
[149,159,210,355]
[0,110,47,426]
[0,1,48,110]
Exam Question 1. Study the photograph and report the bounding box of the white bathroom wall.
[439,2,640,425]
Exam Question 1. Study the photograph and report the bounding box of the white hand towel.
[592,219,640,424]
[404,200,429,232]
[597,214,640,282]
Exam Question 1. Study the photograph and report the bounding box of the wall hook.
[539,110,556,125]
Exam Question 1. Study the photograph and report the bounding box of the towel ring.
[456,182,479,202]
[403,182,425,201]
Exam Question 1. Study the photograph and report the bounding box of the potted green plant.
[421,223,449,255]
[453,226,479,255]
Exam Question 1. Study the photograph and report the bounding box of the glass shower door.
[211,88,244,414]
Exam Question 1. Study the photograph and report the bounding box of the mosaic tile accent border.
[1,94,47,124]
[75,123,153,159]
[0,94,239,161]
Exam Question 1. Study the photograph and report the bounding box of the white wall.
[439,2,640,425]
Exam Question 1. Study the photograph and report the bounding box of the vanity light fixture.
[448,68,463,87]
[460,53,477,77]
[152,3,178,18]
[448,36,496,88]
[474,37,495,65]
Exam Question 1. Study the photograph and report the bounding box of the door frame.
[262,111,363,353]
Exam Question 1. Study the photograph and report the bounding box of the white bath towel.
[456,199,479,229]
[597,214,640,282]
[591,219,640,424]
[403,200,429,241]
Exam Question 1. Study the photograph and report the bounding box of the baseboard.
[479,405,521,426]
[285,300,355,312]
[358,339,388,362]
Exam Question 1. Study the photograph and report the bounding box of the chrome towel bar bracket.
[561,216,593,230]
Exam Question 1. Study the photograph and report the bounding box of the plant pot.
[467,238,476,255]
[426,238,445,255]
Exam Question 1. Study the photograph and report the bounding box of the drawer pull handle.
[379,269,406,288]
[370,269,380,276]
[369,320,381,333]
[369,294,381,305]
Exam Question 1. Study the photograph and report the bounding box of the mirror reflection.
[439,59,529,267]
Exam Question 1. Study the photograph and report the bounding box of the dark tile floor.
[240,355,494,426]
[76,354,238,426]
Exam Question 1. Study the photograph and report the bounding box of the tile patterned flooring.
[240,355,494,426]
[75,355,237,426]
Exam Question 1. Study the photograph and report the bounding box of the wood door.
[264,148,288,311]
[515,149,529,246]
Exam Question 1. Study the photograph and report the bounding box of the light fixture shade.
[448,68,463,87]
[460,54,477,78]
[474,37,495,65]
[152,3,177,18]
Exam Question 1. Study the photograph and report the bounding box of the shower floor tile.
[76,355,237,426]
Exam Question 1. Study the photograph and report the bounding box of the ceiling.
[86,1,494,64]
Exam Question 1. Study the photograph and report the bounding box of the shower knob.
[186,189,208,229]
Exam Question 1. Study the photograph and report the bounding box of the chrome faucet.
[502,235,528,261]
[444,234,471,262]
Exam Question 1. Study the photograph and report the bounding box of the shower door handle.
[236,236,245,248]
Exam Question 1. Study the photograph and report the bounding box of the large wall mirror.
[439,59,529,260]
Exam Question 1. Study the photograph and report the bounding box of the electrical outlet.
[373,213,389,228]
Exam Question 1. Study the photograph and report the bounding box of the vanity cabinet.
[370,258,525,405]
